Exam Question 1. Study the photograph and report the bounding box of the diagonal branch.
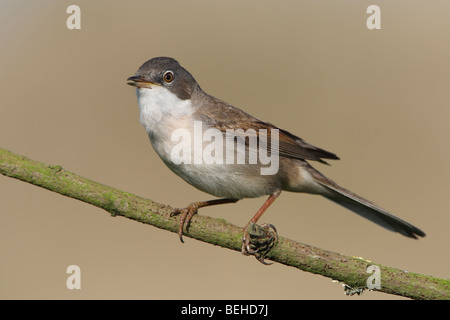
[0,147,448,300]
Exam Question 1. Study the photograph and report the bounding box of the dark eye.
[163,71,174,84]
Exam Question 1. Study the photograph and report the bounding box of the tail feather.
[309,167,425,239]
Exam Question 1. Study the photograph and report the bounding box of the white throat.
[136,86,194,134]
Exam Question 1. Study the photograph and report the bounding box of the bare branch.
[1,147,448,300]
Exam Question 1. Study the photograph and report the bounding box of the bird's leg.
[171,198,239,243]
[242,190,280,264]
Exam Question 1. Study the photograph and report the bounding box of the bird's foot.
[170,203,200,243]
[241,223,278,265]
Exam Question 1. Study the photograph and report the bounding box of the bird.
[127,57,425,261]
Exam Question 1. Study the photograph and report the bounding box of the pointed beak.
[126,76,158,88]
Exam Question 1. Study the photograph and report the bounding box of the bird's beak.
[126,76,158,89]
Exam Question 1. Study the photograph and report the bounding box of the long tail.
[308,165,426,239]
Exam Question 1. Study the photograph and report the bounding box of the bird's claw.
[242,223,278,265]
[170,203,199,243]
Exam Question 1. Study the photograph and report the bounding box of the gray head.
[127,57,200,100]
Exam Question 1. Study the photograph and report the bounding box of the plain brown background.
[0,1,449,300]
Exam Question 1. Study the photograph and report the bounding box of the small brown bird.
[127,57,425,260]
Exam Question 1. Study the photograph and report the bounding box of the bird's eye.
[163,71,174,84]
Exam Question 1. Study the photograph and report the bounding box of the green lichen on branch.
[0,147,449,300]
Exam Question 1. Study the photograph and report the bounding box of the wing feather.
[194,95,339,164]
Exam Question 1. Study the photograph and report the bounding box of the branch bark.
[0,147,448,300]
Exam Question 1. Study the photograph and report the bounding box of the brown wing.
[265,122,340,164]
[194,94,339,164]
